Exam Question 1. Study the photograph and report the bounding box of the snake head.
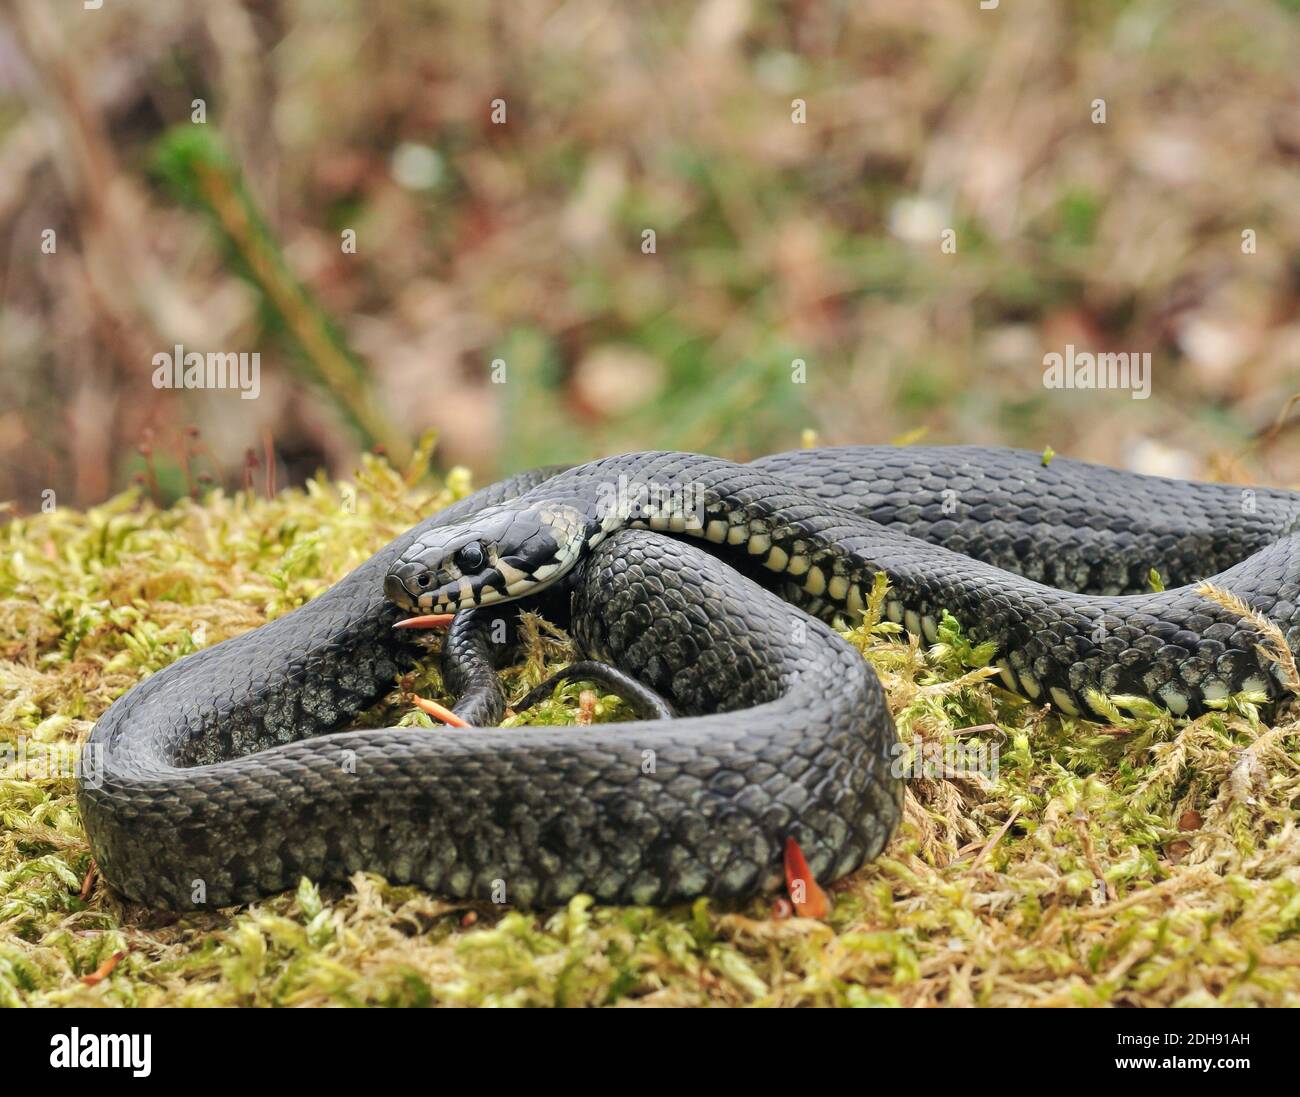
[384,503,590,612]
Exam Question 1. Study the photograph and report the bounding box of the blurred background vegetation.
[1,0,1299,510]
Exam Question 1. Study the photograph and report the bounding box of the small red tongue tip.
[783,837,831,919]
[393,613,455,630]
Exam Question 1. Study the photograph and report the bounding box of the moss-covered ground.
[3,453,1299,1007]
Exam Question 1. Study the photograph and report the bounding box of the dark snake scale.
[78,447,1300,909]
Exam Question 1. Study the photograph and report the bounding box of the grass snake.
[78,447,1300,909]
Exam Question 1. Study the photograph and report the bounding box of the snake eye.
[455,542,486,572]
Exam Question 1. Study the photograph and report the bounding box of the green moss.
[2,456,1299,1006]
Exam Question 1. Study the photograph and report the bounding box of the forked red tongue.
[410,694,471,728]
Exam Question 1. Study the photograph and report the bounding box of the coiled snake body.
[78,447,1300,909]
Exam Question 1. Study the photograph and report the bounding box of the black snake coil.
[78,447,1300,909]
